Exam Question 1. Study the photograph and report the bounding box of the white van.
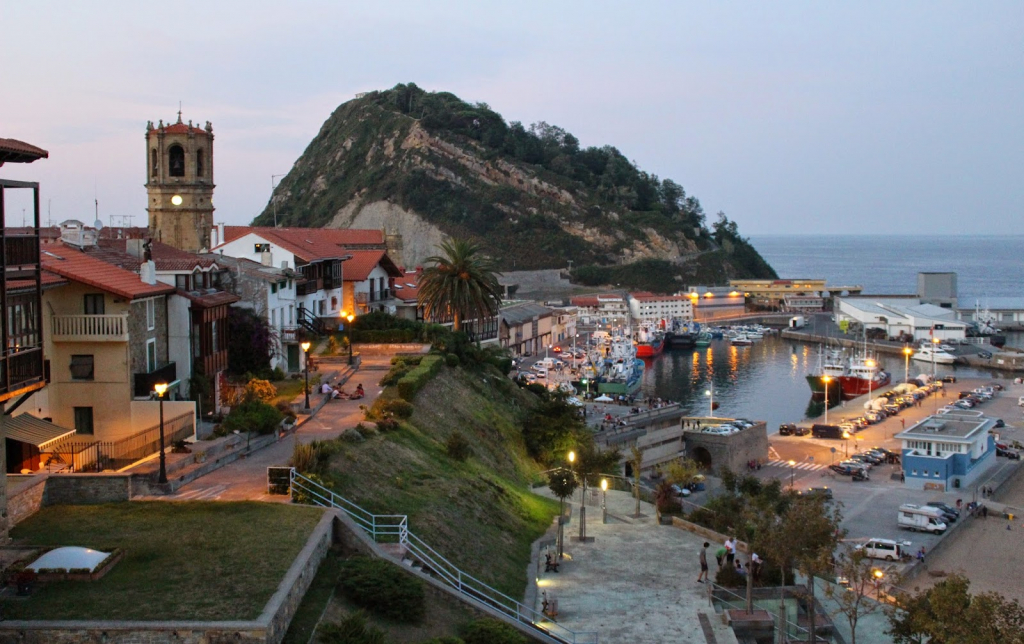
[857,538,906,562]
[535,357,557,370]
[532,367,548,379]
[898,504,947,534]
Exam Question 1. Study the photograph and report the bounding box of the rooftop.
[500,302,554,325]
[218,227,385,261]
[0,138,49,166]
[40,242,175,300]
[895,413,991,442]
[343,249,403,281]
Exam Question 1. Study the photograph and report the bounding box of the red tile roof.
[570,296,600,307]
[343,250,403,281]
[220,227,386,260]
[96,238,217,272]
[150,123,210,137]
[392,270,422,302]
[6,272,67,293]
[0,138,49,166]
[40,243,175,300]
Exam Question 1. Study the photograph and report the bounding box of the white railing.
[289,470,598,644]
[51,314,129,341]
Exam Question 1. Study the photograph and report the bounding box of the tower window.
[197,149,204,177]
[151,149,158,177]
[169,144,185,177]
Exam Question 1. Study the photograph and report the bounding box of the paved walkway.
[534,487,738,644]
[140,362,386,502]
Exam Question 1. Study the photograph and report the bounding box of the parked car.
[978,350,993,359]
[942,375,957,383]
[854,452,884,465]
[779,423,807,436]
[997,447,1021,460]
[925,501,960,519]
[799,487,834,501]
[846,454,876,468]
[830,464,861,476]
[857,538,908,561]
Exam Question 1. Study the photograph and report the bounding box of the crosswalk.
[765,459,826,472]
[169,484,228,501]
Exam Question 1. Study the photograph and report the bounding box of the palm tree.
[417,238,502,331]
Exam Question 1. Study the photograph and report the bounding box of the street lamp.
[865,359,876,402]
[601,478,608,524]
[154,382,169,485]
[301,341,312,409]
[341,311,355,365]
[931,336,939,379]
[788,460,796,489]
[569,451,587,541]
[842,431,851,457]
[705,384,714,418]
[822,375,832,425]
[903,346,913,384]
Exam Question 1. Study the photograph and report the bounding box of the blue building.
[895,411,996,492]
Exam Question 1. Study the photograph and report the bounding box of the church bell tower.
[145,112,215,252]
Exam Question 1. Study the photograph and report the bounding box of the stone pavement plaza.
[534,487,739,644]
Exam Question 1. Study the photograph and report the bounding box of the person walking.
[725,537,737,566]
[750,552,763,581]
[697,542,710,583]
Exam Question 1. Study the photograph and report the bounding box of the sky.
[2,1,1022,236]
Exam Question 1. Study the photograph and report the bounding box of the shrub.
[337,556,425,623]
[396,355,444,400]
[525,383,548,397]
[327,335,340,355]
[445,353,460,367]
[291,439,337,475]
[446,432,472,462]
[221,400,283,435]
[376,418,399,433]
[271,366,286,381]
[376,398,414,419]
[714,563,747,588]
[460,618,526,644]
[654,480,678,514]
[318,611,388,644]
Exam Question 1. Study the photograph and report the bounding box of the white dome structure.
[27,546,109,572]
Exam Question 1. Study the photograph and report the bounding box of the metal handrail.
[289,470,598,644]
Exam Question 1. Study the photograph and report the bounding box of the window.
[73,407,94,435]
[271,282,278,294]
[147,339,157,373]
[168,144,185,177]
[176,274,190,290]
[255,243,270,253]
[272,309,277,328]
[84,294,105,315]
[196,149,204,177]
[288,306,294,325]
[70,355,95,380]
[151,149,158,177]
[146,299,155,330]
[318,300,325,315]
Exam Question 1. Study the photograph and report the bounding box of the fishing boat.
[592,334,645,395]
[634,324,665,358]
[694,331,712,347]
[806,346,847,401]
[730,334,753,346]
[838,353,891,400]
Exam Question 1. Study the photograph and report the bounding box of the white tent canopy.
[27,546,109,572]
[594,394,614,402]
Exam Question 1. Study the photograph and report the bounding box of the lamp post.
[931,336,939,379]
[342,312,355,365]
[154,382,169,485]
[903,346,913,384]
[705,384,714,418]
[843,431,851,457]
[301,341,312,409]
[822,375,832,425]
[601,478,608,524]
[569,451,587,541]
[788,460,796,489]
[866,358,875,402]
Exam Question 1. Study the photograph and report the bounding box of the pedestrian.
[725,536,737,565]
[697,542,710,583]
[715,545,727,569]
[917,547,926,562]
[750,552,762,581]
[900,471,905,483]
[956,498,962,510]
[900,418,906,429]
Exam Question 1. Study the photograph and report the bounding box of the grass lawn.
[272,377,307,407]
[4,502,324,621]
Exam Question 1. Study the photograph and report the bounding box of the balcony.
[296,278,322,296]
[51,314,129,342]
[133,361,177,398]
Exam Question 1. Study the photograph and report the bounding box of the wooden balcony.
[51,314,129,342]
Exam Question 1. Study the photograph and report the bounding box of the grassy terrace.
[5,502,324,621]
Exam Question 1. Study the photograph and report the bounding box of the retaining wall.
[6,476,47,526]
[42,474,131,506]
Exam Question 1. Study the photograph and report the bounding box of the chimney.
[281,260,290,270]
[217,222,225,246]
[126,239,145,259]
[140,260,157,285]
[261,250,273,267]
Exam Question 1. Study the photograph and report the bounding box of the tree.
[824,548,893,644]
[226,307,275,376]
[417,238,502,332]
[887,574,1024,644]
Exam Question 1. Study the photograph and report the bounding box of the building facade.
[895,411,995,492]
[146,114,215,253]
[627,293,693,324]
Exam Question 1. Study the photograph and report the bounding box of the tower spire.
[176,102,183,124]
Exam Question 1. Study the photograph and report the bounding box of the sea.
[640,235,1024,432]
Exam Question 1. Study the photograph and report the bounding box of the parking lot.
[764,376,1024,564]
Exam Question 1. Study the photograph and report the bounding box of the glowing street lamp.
[705,384,714,418]
[903,346,913,384]
[866,358,876,402]
[301,341,312,409]
[788,459,796,489]
[341,311,356,365]
[154,382,169,485]
[601,478,608,524]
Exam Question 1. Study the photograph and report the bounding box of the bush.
[275,400,297,421]
[221,400,283,435]
[292,439,337,475]
[396,356,444,401]
[327,335,340,355]
[446,432,472,462]
[337,556,425,623]
[271,366,286,381]
[376,418,399,433]
[714,563,747,588]
[224,378,278,407]
[318,611,388,644]
[460,618,527,644]
[445,353,460,367]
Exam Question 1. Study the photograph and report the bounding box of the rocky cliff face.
[255,84,776,290]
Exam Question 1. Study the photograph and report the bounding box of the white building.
[833,297,967,342]
[627,292,693,324]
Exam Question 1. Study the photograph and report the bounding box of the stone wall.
[684,422,769,475]
[127,297,169,377]
[7,476,47,526]
[42,474,131,506]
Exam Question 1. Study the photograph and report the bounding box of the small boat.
[730,334,753,346]
[913,346,957,365]
[694,331,712,347]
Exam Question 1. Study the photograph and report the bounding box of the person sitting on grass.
[331,386,350,400]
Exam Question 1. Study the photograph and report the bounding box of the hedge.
[396,355,444,401]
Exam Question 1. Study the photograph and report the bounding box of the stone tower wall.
[145,117,215,252]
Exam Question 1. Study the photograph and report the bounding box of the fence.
[44,412,194,472]
[289,470,598,644]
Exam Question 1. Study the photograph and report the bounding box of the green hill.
[254,83,776,292]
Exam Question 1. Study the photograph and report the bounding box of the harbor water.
[640,334,1011,434]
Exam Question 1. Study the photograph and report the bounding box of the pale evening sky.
[2,1,1021,236]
